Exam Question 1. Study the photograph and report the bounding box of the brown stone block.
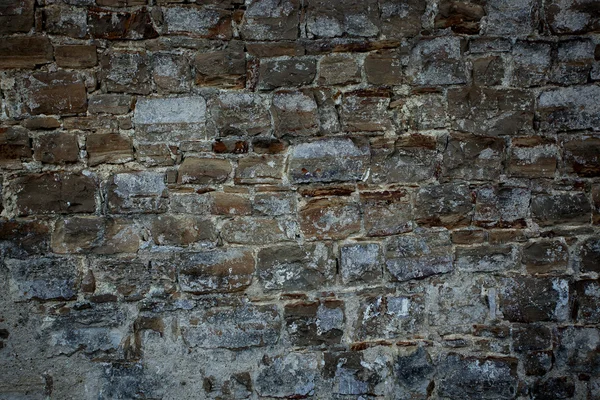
[299,197,360,240]
[55,45,97,68]
[0,36,53,69]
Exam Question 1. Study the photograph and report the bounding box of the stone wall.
[0,0,599,398]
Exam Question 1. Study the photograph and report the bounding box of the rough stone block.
[300,197,360,240]
[442,132,505,182]
[13,172,96,216]
[150,214,215,246]
[55,45,97,68]
[284,300,344,346]
[379,0,426,38]
[562,136,600,177]
[436,0,486,34]
[555,326,600,374]
[152,53,192,93]
[579,237,600,274]
[43,5,87,38]
[455,245,518,272]
[538,85,600,132]
[551,39,594,85]
[86,133,133,166]
[107,171,168,214]
[101,50,151,95]
[194,42,245,88]
[177,157,231,184]
[88,7,158,40]
[386,229,453,281]
[134,96,206,141]
[221,217,291,244]
[253,192,296,216]
[318,54,361,86]
[573,279,600,324]
[256,242,335,291]
[7,257,78,301]
[438,354,518,399]
[360,190,412,237]
[288,138,369,184]
[531,193,591,226]
[545,0,600,34]
[364,49,404,85]
[272,90,319,137]
[179,248,254,294]
[163,6,232,39]
[0,126,32,167]
[305,0,379,38]
[25,71,87,115]
[499,277,569,322]
[257,58,317,90]
[355,294,424,340]
[512,41,552,87]
[235,155,284,184]
[407,37,466,86]
[473,55,505,86]
[414,183,474,228]
[210,92,270,136]
[339,242,383,284]
[523,240,569,275]
[240,0,299,40]
[209,192,252,216]
[256,353,317,398]
[0,0,34,34]
[507,136,558,178]
[180,303,280,349]
[33,133,79,164]
[341,89,392,132]
[0,36,53,69]
[485,0,537,35]
[0,219,50,258]
[474,186,530,228]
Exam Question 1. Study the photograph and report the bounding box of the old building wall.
[0,0,599,398]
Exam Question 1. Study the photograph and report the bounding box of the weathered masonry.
[0,0,599,398]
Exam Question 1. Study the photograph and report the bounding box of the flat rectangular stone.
[134,96,206,141]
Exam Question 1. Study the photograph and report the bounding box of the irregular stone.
[473,55,505,86]
[533,377,576,399]
[0,219,50,257]
[43,5,87,38]
[455,245,518,272]
[447,87,534,136]
[256,353,317,398]
[555,326,600,374]
[134,143,176,167]
[221,217,291,245]
[194,42,245,88]
[524,351,554,376]
[163,6,232,39]
[88,7,158,40]
[400,94,447,130]
[209,192,251,216]
[355,294,424,340]
[436,0,486,34]
[209,92,270,136]
[25,71,87,115]
[341,89,392,132]
[364,49,404,85]
[284,300,344,346]
[317,54,361,85]
[594,185,600,225]
[240,0,300,40]
[512,41,552,87]
[6,257,78,301]
[253,137,288,154]
[177,157,231,184]
[180,303,280,349]
[107,171,168,214]
[253,192,296,216]
[385,229,453,281]
[562,136,600,177]
[55,45,97,68]
[474,186,531,228]
[438,354,518,399]
[13,172,96,216]
[257,58,317,90]
[485,0,537,35]
[246,41,305,57]
[339,242,382,284]
[150,214,215,246]
[360,190,412,237]
[0,36,53,69]
[0,0,34,34]
[288,138,369,183]
[379,0,427,38]
[523,240,569,274]
[235,155,284,184]
[134,96,206,141]
[87,134,133,167]
[179,248,254,294]
[469,37,512,53]
[325,348,393,396]
[212,139,249,154]
[545,0,600,34]
[256,242,335,291]
[551,39,594,85]
[21,116,61,130]
[513,324,552,352]
[507,136,558,178]
[499,277,569,322]
[394,347,435,397]
[52,216,141,254]
[579,237,600,273]
[442,132,505,182]
[0,126,32,167]
[101,50,151,95]
[531,193,591,226]
[451,229,487,244]
[414,183,474,228]
[305,0,379,38]
[152,53,192,93]
[370,135,438,184]
[33,132,79,164]
[572,279,600,324]
[407,37,467,86]
[300,197,360,240]
[538,85,600,132]
[272,90,319,137]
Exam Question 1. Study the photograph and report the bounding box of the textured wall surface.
[1,0,600,398]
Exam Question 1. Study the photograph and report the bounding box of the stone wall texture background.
[0,0,600,398]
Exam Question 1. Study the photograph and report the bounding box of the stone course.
[0,0,599,398]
